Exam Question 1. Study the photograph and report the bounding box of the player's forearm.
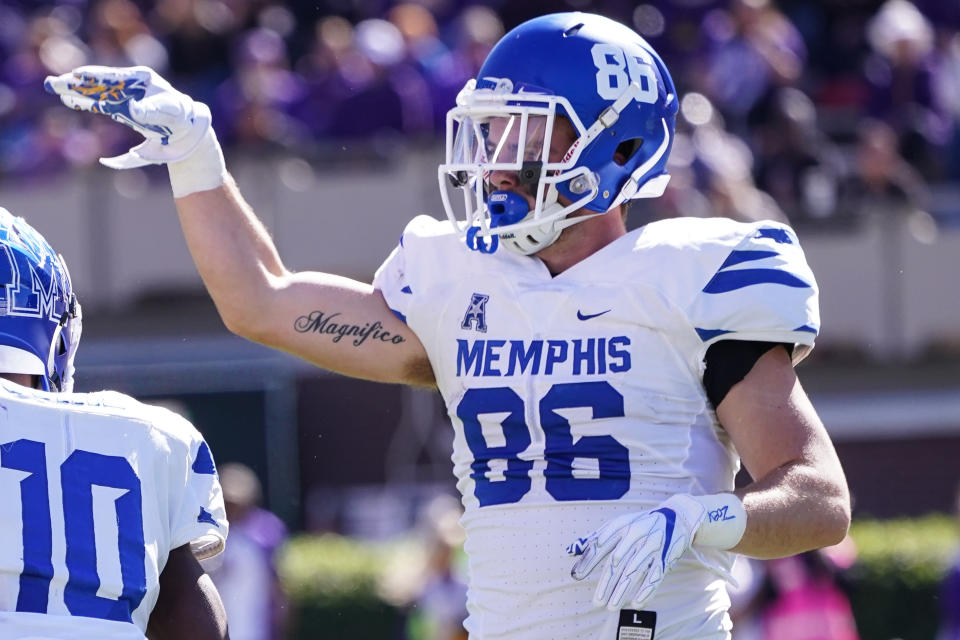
[173,176,288,336]
[731,459,851,559]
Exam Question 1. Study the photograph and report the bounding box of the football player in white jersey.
[0,208,230,640]
[45,11,850,639]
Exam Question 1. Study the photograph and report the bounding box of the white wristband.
[167,127,228,198]
[691,493,747,550]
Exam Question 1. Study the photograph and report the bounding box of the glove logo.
[707,505,736,523]
[651,507,676,564]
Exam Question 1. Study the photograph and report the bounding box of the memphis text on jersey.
[456,337,631,377]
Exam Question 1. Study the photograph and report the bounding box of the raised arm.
[172,177,433,386]
[45,66,433,387]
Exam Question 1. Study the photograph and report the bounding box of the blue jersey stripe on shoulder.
[391,308,407,324]
[755,228,794,244]
[795,324,818,334]
[704,268,810,294]
[695,328,733,341]
[718,249,780,271]
[192,442,216,475]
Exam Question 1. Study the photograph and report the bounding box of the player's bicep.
[258,270,434,387]
[147,545,228,640]
[716,346,839,483]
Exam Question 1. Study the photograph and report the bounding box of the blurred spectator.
[932,28,960,179]
[387,3,501,132]
[752,87,845,223]
[938,483,960,640]
[761,551,860,640]
[150,0,238,101]
[292,15,357,140]
[409,494,468,640]
[865,0,953,179]
[295,15,422,144]
[215,26,310,149]
[835,118,928,226]
[644,93,789,226]
[202,462,290,640]
[697,0,807,136]
[728,557,768,640]
[88,0,168,70]
[450,6,504,78]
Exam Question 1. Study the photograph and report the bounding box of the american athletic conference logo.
[461,293,489,332]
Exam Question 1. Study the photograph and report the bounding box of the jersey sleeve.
[166,418,228,560]
[685,223,820,362]
[372,215,446,325]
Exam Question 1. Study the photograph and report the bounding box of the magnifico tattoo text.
[294,311,406,346]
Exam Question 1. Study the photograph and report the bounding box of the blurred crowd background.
[3,0,960,639]
[2,0,960,231]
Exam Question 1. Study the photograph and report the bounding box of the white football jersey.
[0,381,227,640]
[374,215,819,640]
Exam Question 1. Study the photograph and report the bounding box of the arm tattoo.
[294,310,406,346]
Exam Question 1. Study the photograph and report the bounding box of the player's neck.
[0,373,39,388]
[535,209,627,276]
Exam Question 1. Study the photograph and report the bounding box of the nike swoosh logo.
[576,309,611,321]
[652,507,676,564]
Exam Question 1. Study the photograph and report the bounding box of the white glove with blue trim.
[44,65,211,169]
[567,493,746,610]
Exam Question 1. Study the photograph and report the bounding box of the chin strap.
[45,292,80,393]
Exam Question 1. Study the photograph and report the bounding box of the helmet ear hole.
[614,138,644,166]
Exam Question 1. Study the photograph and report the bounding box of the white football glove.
[566,494,708,611]
[44,65,211,169]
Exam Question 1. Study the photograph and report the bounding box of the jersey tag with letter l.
[617,609,656,640]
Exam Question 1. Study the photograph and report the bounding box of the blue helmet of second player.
[0,207,81,392]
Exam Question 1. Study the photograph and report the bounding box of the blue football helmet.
[0,207,81,392]
[439,12,678,254]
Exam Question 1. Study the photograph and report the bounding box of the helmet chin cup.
[489,191,530,228]
[497,209,563,255]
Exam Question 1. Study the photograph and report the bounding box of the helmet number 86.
[591,43,658,104]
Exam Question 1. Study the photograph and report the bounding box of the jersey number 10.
[2,438,147,622]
